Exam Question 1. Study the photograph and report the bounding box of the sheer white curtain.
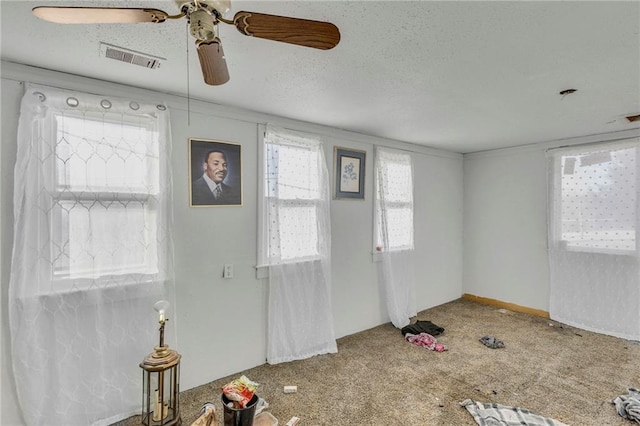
[374,146,416,328]
[547,139,640,341]
[262,124,337,364]
[9,84,175,425]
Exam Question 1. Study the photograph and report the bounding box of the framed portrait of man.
[189,138,242,207]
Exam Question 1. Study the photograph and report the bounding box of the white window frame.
[48,111,162,289]
[373,147,415,259]
[256,124,326,277]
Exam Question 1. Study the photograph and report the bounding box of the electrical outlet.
[223,264,233,279]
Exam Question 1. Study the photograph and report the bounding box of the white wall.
[1,70,24,426]
[413,149,464,310]
[462,130,640,311]
[463,146,550,309]
[0,61,464,425]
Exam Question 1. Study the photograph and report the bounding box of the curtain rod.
[546,135,639,153]
[15,80,168,110]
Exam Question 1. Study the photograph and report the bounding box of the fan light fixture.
[189,9,217,40]
[177,0,230,16]
[32,0,340,86]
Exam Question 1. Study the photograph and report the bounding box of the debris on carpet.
[459,399,568,426]
[612,387,640,423]
[190,403,216,426]
[401,320,444,336]
[405,332,447,352]
[285,416,300,426]
[479,335,505,349]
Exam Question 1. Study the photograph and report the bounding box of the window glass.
[273,204,319,260]
[55,115,158,193]
[262,130,325,264]
[266,143,321,200]
[375,148,414,252]
[52,114,160,279]
[559,146,636,253]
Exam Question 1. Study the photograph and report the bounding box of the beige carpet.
[115,298,640,425]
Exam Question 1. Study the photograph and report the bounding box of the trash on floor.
[479,335,505,349]
[221,375,260,408]
[405,332,447,352]
[254,411,279,426]
[255,397,269,415]
[401,320,444,336]
[190,402,217,426]
[612,387,640,423]
[459,399,568,426]
[285,416,300,426]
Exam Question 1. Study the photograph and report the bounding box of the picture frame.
[334,147,366,199]
[189,138,242,207]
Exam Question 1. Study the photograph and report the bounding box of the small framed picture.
[189,138,242,207]
[334,147,366,199]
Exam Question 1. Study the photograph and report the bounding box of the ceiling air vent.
[626,114,640,123]
[100,42,164,69]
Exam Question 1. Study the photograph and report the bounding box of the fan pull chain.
[186,23,191,126]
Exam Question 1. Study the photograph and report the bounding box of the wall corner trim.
[462,293,549,318]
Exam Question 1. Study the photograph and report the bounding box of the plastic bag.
[221,375,259,408]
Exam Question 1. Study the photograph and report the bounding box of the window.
[258,125,336,363]
[50,112,161,284]
[259,125,329,265]
[10,85,174,426]
[374,147,414,252]
[550,141,638,254]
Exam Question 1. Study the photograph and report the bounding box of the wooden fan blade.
[196,39,230,86]
[233,11,340,50]
[32,6,170,24]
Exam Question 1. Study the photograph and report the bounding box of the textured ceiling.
[2,0,639,153]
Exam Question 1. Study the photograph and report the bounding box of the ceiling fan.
[32,0,341,86]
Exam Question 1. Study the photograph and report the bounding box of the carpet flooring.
[116,298,640,425]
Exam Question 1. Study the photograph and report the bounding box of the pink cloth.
[405,332,447,352]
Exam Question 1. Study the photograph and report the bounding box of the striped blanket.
[460,399,569,426]
[612,388,640,424]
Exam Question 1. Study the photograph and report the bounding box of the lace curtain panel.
[375,146,416,328]
[547,139,640,340]
[9,84,175,425]
[262,124,337,364]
